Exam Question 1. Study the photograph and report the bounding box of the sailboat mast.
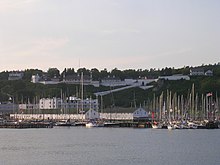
[81,72,84,114]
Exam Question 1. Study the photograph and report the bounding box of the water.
[0,127,220,165]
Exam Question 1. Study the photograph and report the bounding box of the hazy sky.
[0,0,220,72]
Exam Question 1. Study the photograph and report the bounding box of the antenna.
[78,59,81,69]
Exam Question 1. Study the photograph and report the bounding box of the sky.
[0,0,220,72]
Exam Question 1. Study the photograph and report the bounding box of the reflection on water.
[0,127,220,165]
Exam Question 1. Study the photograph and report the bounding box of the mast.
[81,72,84,114]
[159,92,163,121]
[195,93,198,120]
[177,94,180,121]
[181,95,184,120]
[191,83,195,120]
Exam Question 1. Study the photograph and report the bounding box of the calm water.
[0,127,220,165]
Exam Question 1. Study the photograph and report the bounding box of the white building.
[63,75,91,84]
[8,72,24,80]
[133,107,148,118]
[158,74,190,81]
[205,70,213,76]
[190,68,204,76]
[19,103,39,111]
[101,77,125,87]
[31,75,40,83]
[39,97,99,111]
[66,97,99,111]
[100,77,156,87]
[85,109,100,120]
[39,98,62,110]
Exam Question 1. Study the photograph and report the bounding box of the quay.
[0,122,53,129]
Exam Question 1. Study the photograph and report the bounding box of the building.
[0,102,18,113]
[158,74,190,81]
[39,97,99,111]
[31,74,40,83]
[100,77,156,87]
[190,68,204,76]
[205,70,213,76]
[63,74,91,85]
[31,74,60,85]
[39,98,62,110]
[8,71,24,80]
[133,107,148,118]
[19,103,39,112]
[85,109,100,120]
[101,76,125,87]
[66,97,99,111]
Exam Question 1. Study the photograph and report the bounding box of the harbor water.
[0,127,220,165]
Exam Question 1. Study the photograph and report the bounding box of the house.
[190,68,204,76]
[205,70,213,76]
[85,109,100,120]
[133,107,148,118]
[8,71,24,80]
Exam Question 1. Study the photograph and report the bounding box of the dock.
[0,122,53,129]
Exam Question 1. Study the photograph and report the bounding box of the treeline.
[1,63,220,81]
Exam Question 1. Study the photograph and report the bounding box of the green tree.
[47,68,60,78]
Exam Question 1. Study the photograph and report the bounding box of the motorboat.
[55,119,75,126]
[187,122,198,129]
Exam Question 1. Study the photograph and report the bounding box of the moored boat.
[167,124,175,130]
[55,119,75,126]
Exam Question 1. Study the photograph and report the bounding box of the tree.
[0,71,9,80]
[77,68,90,75]
[111,68,123,80]
[47,68,60,78]
[91,68,100,81]
[100,68,109,79]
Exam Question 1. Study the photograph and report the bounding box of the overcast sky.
[0,0,219,72]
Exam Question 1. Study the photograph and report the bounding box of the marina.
[1,113,219,129]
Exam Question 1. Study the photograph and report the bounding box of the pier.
[0,122,53,129]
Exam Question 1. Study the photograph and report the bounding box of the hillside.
[0,63,220,110]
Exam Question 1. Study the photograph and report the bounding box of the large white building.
[39,97,98,111]
[66,97,99,111]
[39,98,62,110]
[158,74,190,81]
[100,77,156,87]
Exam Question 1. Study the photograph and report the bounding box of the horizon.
[1,0,220,72]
